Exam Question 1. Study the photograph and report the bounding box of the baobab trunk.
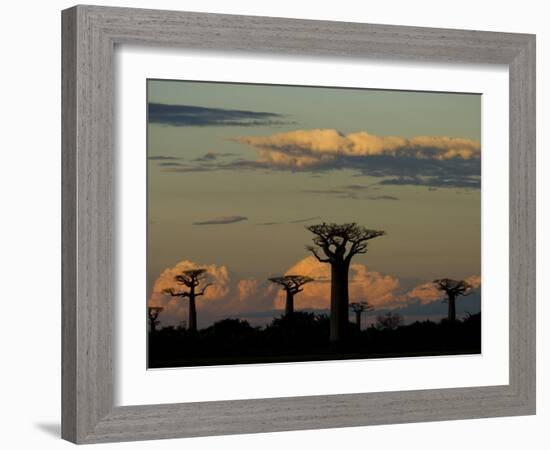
[330,262,350,342]
[355,311,362,330]
[285,291,294,316]
[447,293,456,322]
[188,286,197,332]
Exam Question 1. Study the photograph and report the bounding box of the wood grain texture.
[61,7,77,443]
[61,4,536,444]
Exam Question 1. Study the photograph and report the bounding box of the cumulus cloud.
[193,215,248,225]
[219,129,481,188]
[272,256,403,311]
[234,129,480,168]
[149,260,231,323]
[404,275,481,305]
[148,258,481,328]
[404,282,442,305]
[150,260,231,303]
[148,260,274,327]
[272,257,481,312]
[154,128,480,189]
[465,275,481,289]
[237,279,259,300]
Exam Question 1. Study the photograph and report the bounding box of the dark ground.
[148,312,481,368]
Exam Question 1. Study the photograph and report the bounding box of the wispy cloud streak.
[193,215,248,225]
[148,103,293,127]
[148,155,181,160]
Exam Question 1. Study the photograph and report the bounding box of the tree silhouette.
[147,306,164,333]
[349,301,374,331]
[268,275,314,316]
[163,269,211,332]
[306,222,385,341]
[376,312,403,331]
[433,278,473,322]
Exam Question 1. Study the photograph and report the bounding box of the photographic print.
[147,80,481,368]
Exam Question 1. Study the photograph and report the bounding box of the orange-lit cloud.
[148,260,231,324]
[404,282,442,304]
[237,279,259,300]
[149,258,481,327]
[234,129,481,169]
[150,259,231,303]
[272,256,403,311]
[465,275,481,289]
[148,259,276,326]
[404,275,482,305]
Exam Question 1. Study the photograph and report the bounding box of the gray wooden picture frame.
[61,4,536,444]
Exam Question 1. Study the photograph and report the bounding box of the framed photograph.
[145,79,484,369]
[62,5,536,444]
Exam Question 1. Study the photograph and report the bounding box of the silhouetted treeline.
[148,311,481,368]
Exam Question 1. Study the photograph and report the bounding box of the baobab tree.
[375,312,403,331]
[433,278,473,322]
[147,306,164,333]
[163,269,211,332]
[349,301,374,331]
[306,222,385,342]
[268,275,314,316]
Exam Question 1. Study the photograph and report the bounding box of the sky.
[147,79,482,329]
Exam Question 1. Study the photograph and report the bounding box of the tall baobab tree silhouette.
[349,301,373,331]
[147,306,164,333]
[306,222,385,342]
[163,269,211,332]
[433,278,473,322]
[268,275,314,316]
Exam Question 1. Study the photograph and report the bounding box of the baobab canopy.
[174,269,209,288]
[433,278,473,296]
[268,275,314,293]
[306,222,386,264]
[268,275,314,316]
